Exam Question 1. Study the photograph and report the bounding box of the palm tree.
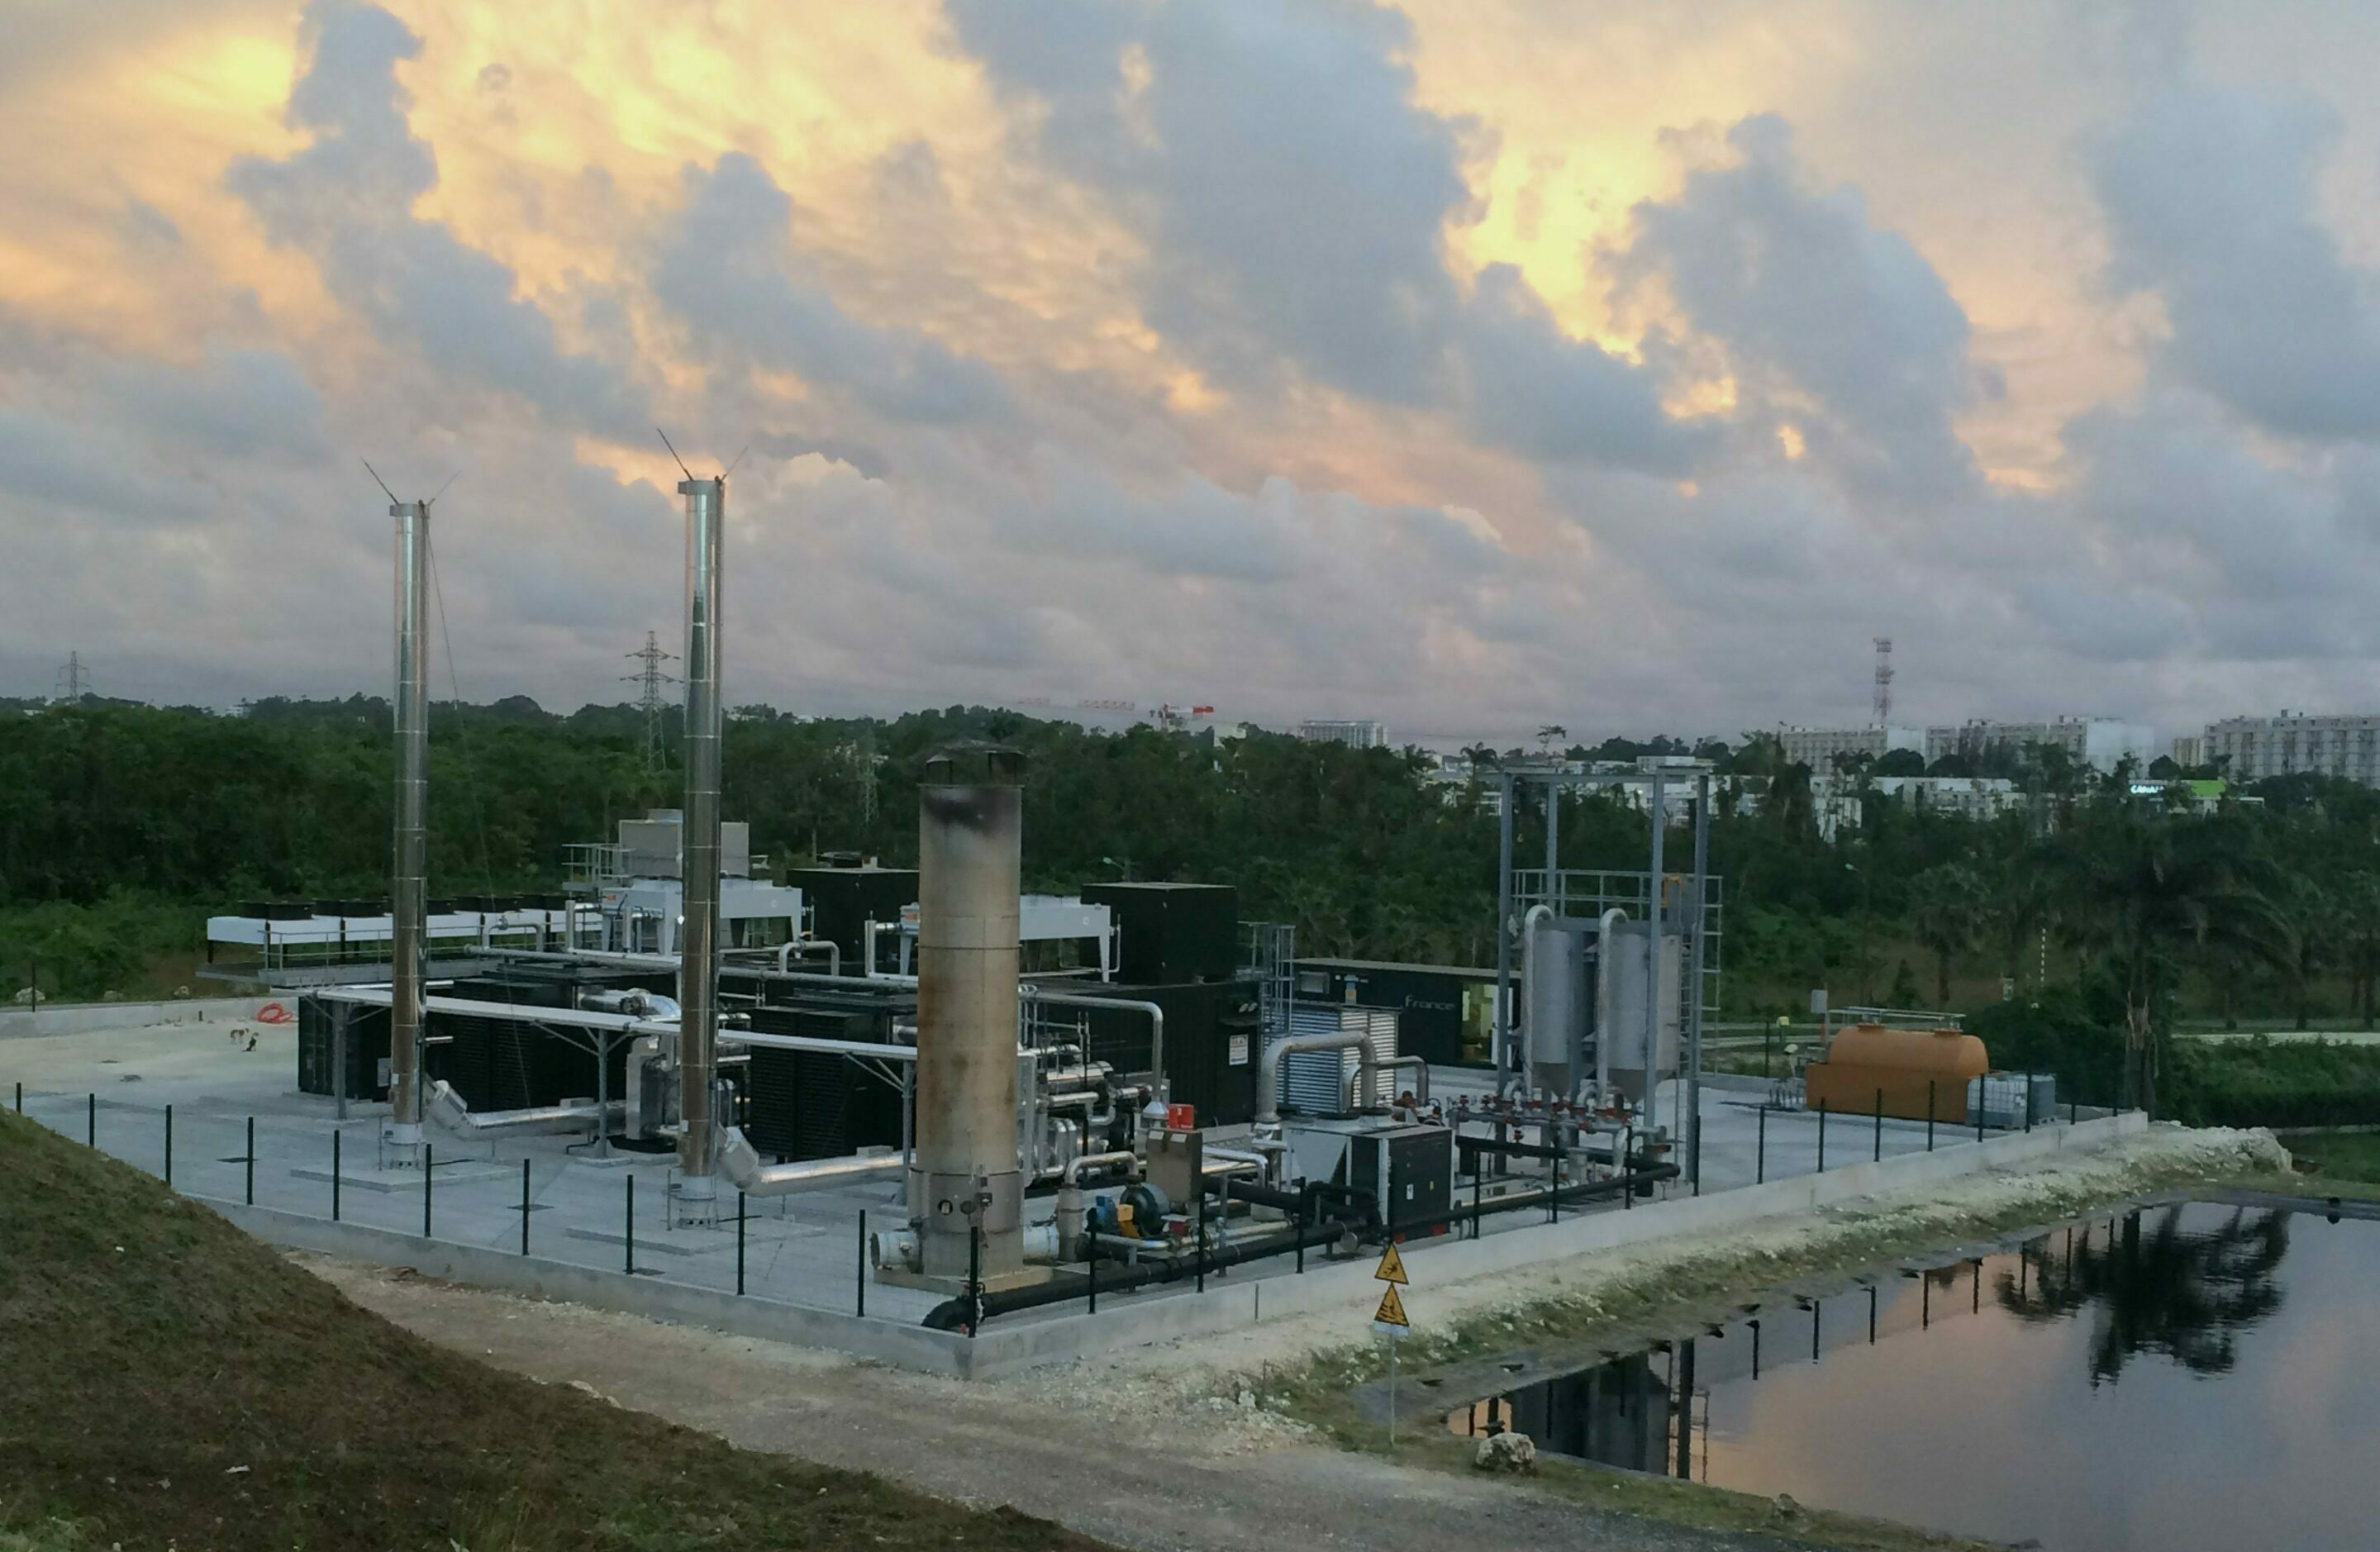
[2051,809,2289,1115]
[1909,861,1988,1005]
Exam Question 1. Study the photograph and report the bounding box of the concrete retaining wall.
[1,996,280,1040]
[205,1197,979,1377]
[964,1112,2149,1378]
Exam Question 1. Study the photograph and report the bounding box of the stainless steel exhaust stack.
[386,498,429,1152]
[677,475,725,1206]
[909,745,1026,1283]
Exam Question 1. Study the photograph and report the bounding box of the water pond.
[1447,1199,2380,1551]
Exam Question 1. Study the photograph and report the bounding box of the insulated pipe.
[1494,770,1516,1095]
[910,745,1027,1281]
[776,939,840,975]
[387,497,430,1150]
[1257,1030,1380,1126]
[1646,773,1667,1140]
[678,474,726,1205]
[1385,1055,1430,1105]
[1517,903,1554,1096]
[426,1078,617,1135]
[1023,987,1166,1115]
[718,1126,905,1195]
[1594,907,1625,1098]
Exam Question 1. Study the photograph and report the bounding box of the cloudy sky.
[6,0,2380,745]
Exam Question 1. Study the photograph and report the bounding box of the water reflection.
[1445,1203,2340,1551]
[1998,1205,2288,1383]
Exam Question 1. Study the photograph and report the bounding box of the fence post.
[1197,1188,1209,1293]
[1087,1236,1097,1314]
[1620,1126,1632,1211]
[1927,1081,1935,1151]
[164,1104,174,1187]
[1978,1091,1987,1144]
[88,1092,95,1147]
[423,1142,434,1239]
[245,1117,255,1205]
[968,1214,983,1338]
[845,1207,854,1314]
[331,1130,342,1221]
[1549,1135,1562,1224]
[1817,1100,1829,1173]
[1873,1089,1883,1164]
[1473,1167,1485,1240]
[521,1159,531,1255]
[1756,1105,1767,1184]
[625,1175,635,1275]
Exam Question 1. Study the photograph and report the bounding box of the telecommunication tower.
[1872,637,1894,726]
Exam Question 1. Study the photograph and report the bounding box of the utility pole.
[53,652,90,703]
[623,631,677,773]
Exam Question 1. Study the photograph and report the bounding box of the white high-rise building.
[1774,725,1923,771]
[2204,713,2380,785]
[1923,716,2155,775]
[1296,718,1388,749]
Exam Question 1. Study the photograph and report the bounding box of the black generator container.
[786,864,920,969]
[1080,882,1239,984]
[1054,976,1261,1127]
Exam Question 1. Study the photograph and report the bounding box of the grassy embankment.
[0,1109,1113,1552]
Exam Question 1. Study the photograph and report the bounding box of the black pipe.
[920,1162,1681,1330]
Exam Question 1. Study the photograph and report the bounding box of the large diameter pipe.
[911,745,1027,1281]
[387,498,430,1149]
[719,1126,903,1195]
[678,475,726,1202]
[1024,986,1165,1117]
[1257,1029,1379,1126]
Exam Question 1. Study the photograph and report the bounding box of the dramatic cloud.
[227,1,644,438]
[7,0,2380,745]
[2090,83,2380,441]
[1612,115,1993,502]
[653,153,1012,427]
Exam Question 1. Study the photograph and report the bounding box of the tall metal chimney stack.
[386,498,430,1152]
[910,745,1026,1283]
[677,475,726,1206]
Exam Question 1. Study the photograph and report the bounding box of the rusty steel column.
[909,745,1026,1283]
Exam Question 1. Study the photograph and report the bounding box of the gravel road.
[317,1260,1807,1552]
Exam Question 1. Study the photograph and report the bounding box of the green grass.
[0,1111,1115,1552]
[2278,1131,2380,1188]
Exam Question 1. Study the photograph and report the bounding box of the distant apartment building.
[1809,774,2024,840]
[2203,713,2380,786]
[1774,724,1924,771]
[1923,716,2155,775]
[2168,734,2206,769]
[1296,718,1389,749]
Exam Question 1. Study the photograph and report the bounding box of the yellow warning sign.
[1373,1240,1409,1285]
[1372,1283,1410,1330]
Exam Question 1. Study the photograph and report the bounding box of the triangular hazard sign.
[1373,1240,1409,1285]
[1373,1283,1409,1328]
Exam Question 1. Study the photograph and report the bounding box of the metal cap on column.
[677,474,725,1207]
[910,745,1026,1284]
[386,499,429,1152]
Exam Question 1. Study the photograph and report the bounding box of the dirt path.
[315,1260,1794,1552]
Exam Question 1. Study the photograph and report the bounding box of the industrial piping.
[909,745,1028,1283]
[1021,984,1167,1118]
[386,497,430,1154]
[677,474,725,1209]
[1256,1029,1382,1126]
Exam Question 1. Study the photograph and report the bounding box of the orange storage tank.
[1801,1024,1988,1123]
